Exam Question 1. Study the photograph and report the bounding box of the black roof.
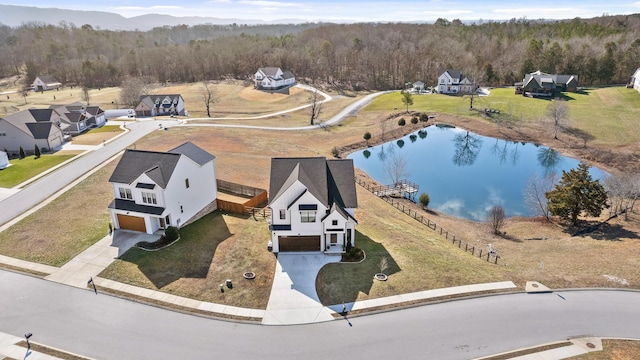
[25,122,54,139]
[269,157,357,209]
[28,109,55,122]
[108,142,214,188]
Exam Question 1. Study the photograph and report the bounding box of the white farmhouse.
[32,75,62,91]
[630,67,640,92]
[135,94,186,117]
[108,142,217,234]
[268,157,358,253]
[254,67,296,90]
[437,69,473,94]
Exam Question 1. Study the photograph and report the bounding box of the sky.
[4,0,640,22]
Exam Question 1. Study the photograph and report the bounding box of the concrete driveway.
[262,253,341,325]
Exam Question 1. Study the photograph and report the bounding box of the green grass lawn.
[0,154,77,188]
[99,211,276,309]
[83,125,124,134]
[365,86,640,147]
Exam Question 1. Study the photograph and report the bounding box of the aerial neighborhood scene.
[1,1,640,359]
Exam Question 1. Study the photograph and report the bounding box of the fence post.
[486,253,490,261]
[479,249,483,258]
[458,241,461,248]
[471,246,474,255]
[494,256,499,265]
[465,243,468,252]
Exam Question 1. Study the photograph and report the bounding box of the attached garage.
[116,214,147,233]
[278,236,320,252]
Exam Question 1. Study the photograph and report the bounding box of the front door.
[159,217,166,229]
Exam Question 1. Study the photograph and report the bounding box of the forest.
[0,14,639,91]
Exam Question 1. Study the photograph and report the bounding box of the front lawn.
[0,154,78,188]
[0,159,116,266]
[99,211,275,309]
[72,125,124,145]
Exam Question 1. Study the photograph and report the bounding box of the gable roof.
[440,69,462,79]
[282,70,295,79]
[108,142,214,188]
[269,157,357,209]
[138,94,183,109]
[524,70,579,88]
[25,122,55,139]
[259,67,282,77]
[85,106,104,116]
[169,141,216,165]
[35,75,61,85]
[0,109,61,139]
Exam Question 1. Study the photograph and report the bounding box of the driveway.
[262,253,341,325]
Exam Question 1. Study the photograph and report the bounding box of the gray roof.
[36,75,61,85]
[109,142,214,188]
[85,106,104,116]
[282,70,295,79]
[442,69,462,80]
[269,157,357,209]
[138,94,183,109]
[259,67,282,77]
[0,109,61,139]
[523,71,579,88]
[169,142,216,166]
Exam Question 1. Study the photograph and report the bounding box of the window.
[332,220,338,226]
[141,192,157,204]
[118,187,132,199]
[185,178,190,188]
[165,215,170,226]
[279,209,286,220]
[0,132,6,136]
[300,211,316,223]
[180,205,184,213]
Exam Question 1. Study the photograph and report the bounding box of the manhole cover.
[243,272,255,280]
[586,343,596,349]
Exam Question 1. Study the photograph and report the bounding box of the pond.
[348,125,607,221]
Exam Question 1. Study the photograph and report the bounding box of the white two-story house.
[108,142,217,234]
[254,67,296,90]
[135,94,186,117]
[437,69,473,94]
[268,157,358,253]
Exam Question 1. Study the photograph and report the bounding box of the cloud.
[150,6,182,10]
[435,199,465,217]
[422,9,473,16]
[492,7,585,16]
[238,0,304,7]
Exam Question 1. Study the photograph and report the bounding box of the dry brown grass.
[71,125,124,145]
[570,340,640,359]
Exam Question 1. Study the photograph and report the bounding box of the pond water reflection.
[349,125,607,221]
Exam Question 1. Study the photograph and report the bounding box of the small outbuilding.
[0,150,9,169]
[32,75,62,91]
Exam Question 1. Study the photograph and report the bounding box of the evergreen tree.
[545,163,607,225]
[19,147,25,159]
[34,144,41,159]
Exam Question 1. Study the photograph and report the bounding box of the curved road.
[1,270,639,359]
[0,87,386,227]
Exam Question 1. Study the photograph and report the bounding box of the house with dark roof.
[49,103,107,135]
[108,142,217,234]
[515,70,579,97]
[437,69,473,95]
[254,67,296,90]
[267,157,358,253]
[0,109,65,153]
[32,75,62,91]
[135,94,185,117]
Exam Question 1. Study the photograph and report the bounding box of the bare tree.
[202,81,215,117]
[603,173,640,220]
[546,100,569,139]
[81,86,90,105]
[379,120,387,141]
[383,147,409,186]
[378,257,388,275]
[523,173,557,221]
[309,88,323,125]
[119,77,152,108]
[487,205,506,235]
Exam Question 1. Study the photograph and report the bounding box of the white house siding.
[634,69,640,92]
[0,151,8,169]
[162,157,217,228]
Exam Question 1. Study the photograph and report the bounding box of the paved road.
[1,270,639,360]
[0,120,178,227]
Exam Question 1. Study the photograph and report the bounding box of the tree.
[487,205,506,235]
[524,173,557,221]
[603,173,640,220]
[545,162,608,225]
[383,147,409,186]
[397,118,406,126]
[546,100,569,139]
[419,192,430,209]
[19,146,25,159]
[81,86,90,105]
[34,144,41,159]
[202,81,215,117]
[363,131,371,145]
[309,88,324,125]
[119,77,152,108]
[400,91,413,113]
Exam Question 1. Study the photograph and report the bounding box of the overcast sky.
[5,0,640,22]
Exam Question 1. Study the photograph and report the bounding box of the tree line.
[1,14,639,90]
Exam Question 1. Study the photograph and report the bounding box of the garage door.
[278,236,321,252]
[117,214,147,233]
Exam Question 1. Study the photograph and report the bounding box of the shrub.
[419,192,430,209]
[363,131,372,144]
[164,226,179,242]
[34,144,41,159]
[331,146,339,157]
[19,147,25,159]
[420,113,429,122]
[398,118,406,126]
[411,116,418,124]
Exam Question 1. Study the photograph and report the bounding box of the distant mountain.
[0,5,303,31]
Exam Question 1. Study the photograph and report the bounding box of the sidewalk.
[0,332,90,360]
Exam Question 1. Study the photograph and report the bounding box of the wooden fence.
[356,177,500,265]
[216,179,269,216]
